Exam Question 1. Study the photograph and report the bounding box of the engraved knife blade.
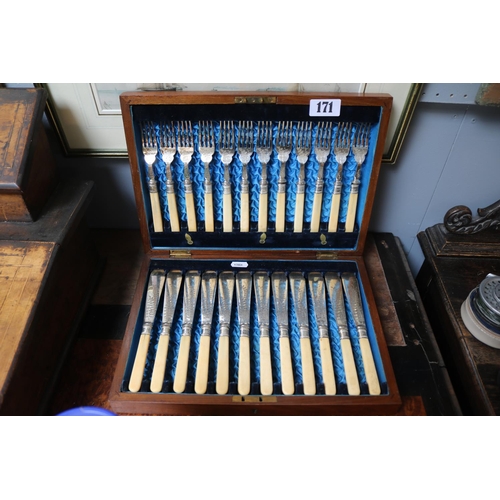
[150,270,183,393]
[325,272,360,395]
[216,271,235,395]
[254,271,273,395]
[236,271,252,395]
[289,272,316,395]
[308,272,336,395]
[173,270,201,393]
[271,272,294,395]
[341,272,380,395]
[129,269,166,392]
[195,271,218,394]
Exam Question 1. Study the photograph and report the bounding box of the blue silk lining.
[143,120,380,233]
[124,264,387,396]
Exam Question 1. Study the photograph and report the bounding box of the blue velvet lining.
[143,120,378,232]
[124,265,386,395]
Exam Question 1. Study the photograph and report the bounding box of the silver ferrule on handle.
[296,177,305,194]
[278,325,289,339]
[141,323,153,336]
[184,179,193,194]
[166,179,175,194]
[204,179,213,195]
[160,322,172,336]
[181,324,192,337]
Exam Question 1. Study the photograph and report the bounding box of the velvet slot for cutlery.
[109,91,402,415]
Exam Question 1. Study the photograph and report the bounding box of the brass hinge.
[169,250,192,259]
[316,251,339,260]
[234,96,277,104]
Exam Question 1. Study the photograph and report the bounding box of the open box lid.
[120,91,392,258]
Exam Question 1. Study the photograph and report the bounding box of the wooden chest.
[0,87,58,222]
[109,91,401,415]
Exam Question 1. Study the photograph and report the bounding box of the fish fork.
[345,123,370,232]
[141,121,163,233]
[219,121,235,232]
[238,121,253,232]
[310,122,333,233]
[178,121,197,232]
[199,121,215,232]
[160,122,180,232]
[294,122,312,233]
[275,121,293,232]
[256,121,272,233]
[328,122,352,232]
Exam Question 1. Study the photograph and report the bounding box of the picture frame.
[37,83,422,163]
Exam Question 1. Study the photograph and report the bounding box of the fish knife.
[254,271,273,396]
[271,272,294,395]
[150,270,183,393]
[173,270,201,393]
[236,271,253,396]
[216,271,235,395]
[289,272,316,395]
[308,273,336,395]
[325,272,360,395]
[194,271,218,394]
[341,272,381,395]
[129,269,166,392]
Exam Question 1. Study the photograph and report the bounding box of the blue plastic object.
[57,406,116,416]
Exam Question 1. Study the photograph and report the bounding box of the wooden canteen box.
[0,87,58,222]
[109,91,401,415]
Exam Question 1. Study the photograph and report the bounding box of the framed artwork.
[37,83,422,163]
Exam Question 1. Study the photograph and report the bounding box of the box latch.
[234,96,277,104]
[169,250,192,259]
[316,251,339,260]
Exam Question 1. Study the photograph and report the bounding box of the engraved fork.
[276,121,293,232]
[219,121,235,232]
[345,123,370,232]
[199,121,215,232]
[311,122,333,233]
[328,122,352,232]
[141,121,163,233]
[178,121,197,232]
[238,121,253,232]
[256,121,272,233]
[294,121,312,233]
[159,122,180,232]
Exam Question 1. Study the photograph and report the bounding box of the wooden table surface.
[44,230,461,416]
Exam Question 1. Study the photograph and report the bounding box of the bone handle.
[194,335,211,394]
[260,336,273,396]
[240,191,250,232]
[204,192,214,232]
[279,337,295,395]
[167,192,180,232]
[216,335,230,395]
[258,191,268,233]
[128,334,150,392]
[319,337,336,395]
[185,191,197,232]
[150,192,164,233]
[328,192,341,232]
[238,336,251,396]
[173,335,191,393]
[360,337,381,395]
[345,191,358,233]
[275,191,286,232]
[300,337,316,395]
[150,335,169,393]
[340,338,360,396]
[310,192,323,233]
[223,191,233,232]
[294,192,304,233]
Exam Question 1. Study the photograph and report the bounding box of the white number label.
[231,261,249,268]
[309,99,341,117]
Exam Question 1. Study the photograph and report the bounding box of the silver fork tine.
[256,121,272,233]
[310,121,333,233]
[220,121,235,232]
[345,122,370,232]
[328,122,352,232]
[160,122,180,232]
[141,121,163,233]
[199,121,215,232]
[238,121,253,232]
